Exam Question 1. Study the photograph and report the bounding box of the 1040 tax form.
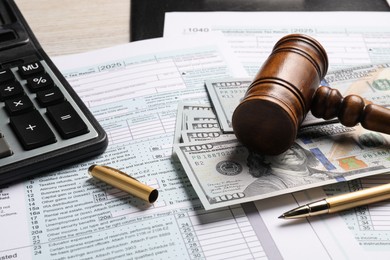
[165,11,390,258]
[0,32,367,259]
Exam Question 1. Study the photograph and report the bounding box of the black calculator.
[0,0,108,185]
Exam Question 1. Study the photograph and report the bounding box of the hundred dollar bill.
[174,65,390,209]
[205,64,390,131]
[297,123,390,179]
[173,102,214,143]
[325,63,390,97]
[174,135,388,210]
[181,113,220,138]
[303,63,390,126]
[181,129,235,143]
[185,111,218,123]
[186,121,221,131]
[205,79,251,133]
[204,77,332,130]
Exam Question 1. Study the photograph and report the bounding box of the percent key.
[27,74,54,92]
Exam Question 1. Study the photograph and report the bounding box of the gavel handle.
[311,86,390,135]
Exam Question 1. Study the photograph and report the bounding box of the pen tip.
[278,214,285,219]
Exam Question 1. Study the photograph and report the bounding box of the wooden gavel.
[232,34,390,155]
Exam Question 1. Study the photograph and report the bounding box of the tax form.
[164,11,390,257]
[165,12,390,75]
[0,33,366,259]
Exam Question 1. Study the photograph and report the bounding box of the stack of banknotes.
[173,64,390,210]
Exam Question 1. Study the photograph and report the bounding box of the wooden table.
[14,0,131,56]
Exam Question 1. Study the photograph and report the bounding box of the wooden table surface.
[14,0,131,57]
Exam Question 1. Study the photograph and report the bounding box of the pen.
[279,182,390,219]
[88,165,159,203]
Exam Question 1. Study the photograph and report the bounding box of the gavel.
[232,34,390,155]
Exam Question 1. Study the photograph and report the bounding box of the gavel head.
[232,34,328,155]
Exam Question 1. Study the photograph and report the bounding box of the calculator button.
[47,102,89,139]
[5,95,34,115]
[10,110,56,150]
[36,87,65,106]
[0,69,15,83]
[18,61,45,79]
[27,74,54,92]
[0,134,13,158]
[0,81,24,101]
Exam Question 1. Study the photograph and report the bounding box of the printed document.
[164,11,390,257]
[165,12,390,75]
[0,33,369,259]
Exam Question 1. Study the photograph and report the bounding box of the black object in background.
[130,0,390,41]
[0,0,108,185]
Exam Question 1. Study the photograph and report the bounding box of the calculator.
[0,0,108,185]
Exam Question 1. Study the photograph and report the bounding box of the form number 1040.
[186,28,210,33]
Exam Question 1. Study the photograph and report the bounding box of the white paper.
[165,12,390,75]
[2,35,283,260]
[164,11,390,258]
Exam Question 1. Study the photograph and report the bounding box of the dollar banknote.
[304,63,390,125]
[173,64,390,209]
[325,63,390,97]
[173,102,215,143]
[186,118,221,131]
[174,127,389,209]
[181,129,235,143]
[205,79,251,132]
[205,64,390,130]
[297,123,390,179]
